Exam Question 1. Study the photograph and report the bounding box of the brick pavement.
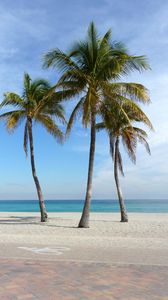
[0,258,168,300]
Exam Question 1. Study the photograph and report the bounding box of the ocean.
[0,199,167,213]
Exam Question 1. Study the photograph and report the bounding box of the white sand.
[0,212,168,264]
[0,212,167,248]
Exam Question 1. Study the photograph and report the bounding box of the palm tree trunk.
[78,111,96,228]
[114,137,128,222]
[27,117,48,222]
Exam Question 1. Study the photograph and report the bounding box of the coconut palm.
[97,100,152,222]
[44,22,150,228]
[0,73,65,222]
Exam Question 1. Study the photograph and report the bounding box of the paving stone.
[0,258,167,299]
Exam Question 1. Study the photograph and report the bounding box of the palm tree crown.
[44,22,150,130]
[0,73,65,150]
[99,100,152,170]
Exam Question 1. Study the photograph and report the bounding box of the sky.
[0,0,167,200]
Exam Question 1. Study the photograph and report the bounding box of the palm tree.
[97,100,152,222]
[0,73,65,222]
[44,22,150,228]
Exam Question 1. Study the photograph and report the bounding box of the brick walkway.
[0,258,168,300]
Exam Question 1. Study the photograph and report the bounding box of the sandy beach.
[0,212,167,265]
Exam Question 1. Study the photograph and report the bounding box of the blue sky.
[0,0,167,200]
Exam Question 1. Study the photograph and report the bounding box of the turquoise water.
[0,200,168,212]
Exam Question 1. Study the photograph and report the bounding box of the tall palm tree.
[97,101,152,222]
[0,73,65,222]
[44,22,150,228]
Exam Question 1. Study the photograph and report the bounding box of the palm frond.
[30,79,51,99]
[132,127,148,137]
[0,93,24,109]
[0,110,25,130]
[57,68,88,86]
[82,91,91,127]
[100,29,112,47]
[87,21,98,68]
[133,127,151,154]
[109,82,150,104]
[137,135,151,154]
[54,88,83,102]
[119,97,153,130]
[96,56,123,81]
[95,122,105,131]
[66,97,84,135]
[122,129,137,163]
[101,88,153,130]
[24,73,31,91]
[122,55,150,74]
[43,48,80,72]
[111,41,128,53]
[42,99,66,123]
[35,114,63,143]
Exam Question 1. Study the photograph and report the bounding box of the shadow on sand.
[0,216,78,228]
[0,215,120,227]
